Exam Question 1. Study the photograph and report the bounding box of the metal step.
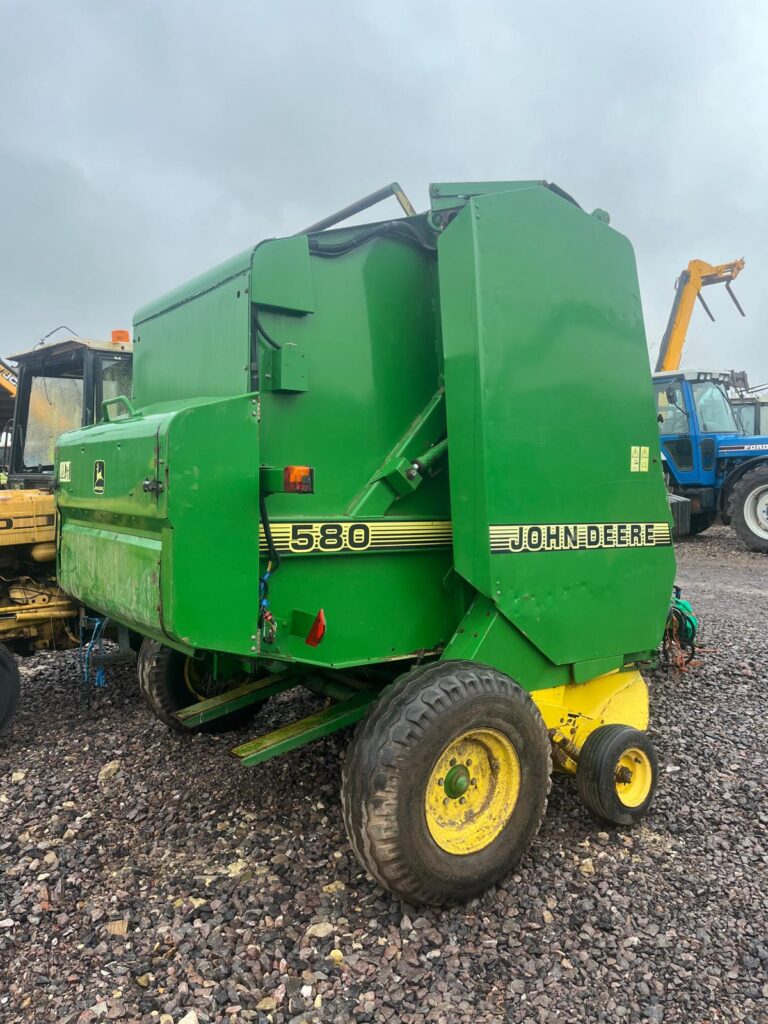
[174,671,296,728]
[230,690,377,766]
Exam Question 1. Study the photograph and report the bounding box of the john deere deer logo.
[93,460,105,494]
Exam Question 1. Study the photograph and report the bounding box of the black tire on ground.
[341,660,551,906]
[0,643,20,735]
[728,464,768,553]
[688,511,717,537]
[137,638,260,732]
[576,724,658,826]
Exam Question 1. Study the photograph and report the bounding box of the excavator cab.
[7,335,132,490]
[0,332,133,734]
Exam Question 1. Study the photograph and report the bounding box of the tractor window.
[23,375,83,471]
[655,382,688,435]
[733,403,756,435]
[691,381,738,434]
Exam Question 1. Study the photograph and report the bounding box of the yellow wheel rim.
[615,747,653,807]
[425,728,521,855]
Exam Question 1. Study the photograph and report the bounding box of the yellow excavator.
[0,332,132,733]
[654,258,745,373]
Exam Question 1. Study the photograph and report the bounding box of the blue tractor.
[654,369,768,551]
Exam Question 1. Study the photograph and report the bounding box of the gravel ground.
[1,525,766,1024]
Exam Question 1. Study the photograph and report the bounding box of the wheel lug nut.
[466,759,472,766]
[449,758,456,767]
[459,797,466,805]
[438,778,444,786]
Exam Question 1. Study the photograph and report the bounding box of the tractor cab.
[6,334,132,490]
[654,369,768,546]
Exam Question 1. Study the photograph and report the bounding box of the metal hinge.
[142,478,164,494]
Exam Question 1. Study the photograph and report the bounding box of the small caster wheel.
[576,724,658,826]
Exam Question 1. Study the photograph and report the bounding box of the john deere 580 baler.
[55,181,675,904]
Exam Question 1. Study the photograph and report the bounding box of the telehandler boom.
[654,258,745,373]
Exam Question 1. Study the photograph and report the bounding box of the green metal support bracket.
[230,690,377,766]
[346,389,446,517]
[175,671,296,728]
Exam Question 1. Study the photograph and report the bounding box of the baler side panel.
[253,234,462,666]
[56,413,171,635]
[439,188,676,667]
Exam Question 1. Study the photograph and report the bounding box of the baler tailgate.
[438,187,675,667]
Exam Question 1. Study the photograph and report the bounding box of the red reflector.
[284,465,314,493]
[306,609,326,647]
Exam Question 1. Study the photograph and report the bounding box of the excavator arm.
[654,258,745,373]
[0,357,17,399]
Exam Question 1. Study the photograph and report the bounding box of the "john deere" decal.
[489,522,672,554]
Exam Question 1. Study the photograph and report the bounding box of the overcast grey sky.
[1,1,766,380]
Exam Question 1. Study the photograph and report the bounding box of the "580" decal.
[259,520,453,556]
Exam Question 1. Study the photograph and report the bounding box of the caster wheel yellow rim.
[615,746,654,808]
[425,728,520,855]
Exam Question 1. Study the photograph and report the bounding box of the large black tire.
[341,660,551,906]
[728,465,768,553]
[576,724,658,826]
[688,511,716,537]
[137,638,261,732]
[0,644,20,736]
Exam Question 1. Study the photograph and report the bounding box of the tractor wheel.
[688,511,716,537]
[729,465,768,552]
[137,638,261,733]
[576,725,658,826]
[0,644,20,736]
[341,660,551,906]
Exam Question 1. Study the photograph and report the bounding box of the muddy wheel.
[729,465,768,552]
[576,724,658,826]
[137,638,261,732]
[0,644,20,735]
[341,660,551,906]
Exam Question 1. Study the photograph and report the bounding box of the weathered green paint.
[56,180,676,762]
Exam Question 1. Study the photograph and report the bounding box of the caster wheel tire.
[341,660,551,906]
[137,638,261,733]
[577,724,658,826]
[0,644,20,735]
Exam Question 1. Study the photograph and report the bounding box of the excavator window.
[101,356,132,404]
[22,374,83,472]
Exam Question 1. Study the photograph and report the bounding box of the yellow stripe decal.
[489,522,672,554]
[259,520,453,555]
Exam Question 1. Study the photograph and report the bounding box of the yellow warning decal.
[489,522,672,554]
[259,520,452,555]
